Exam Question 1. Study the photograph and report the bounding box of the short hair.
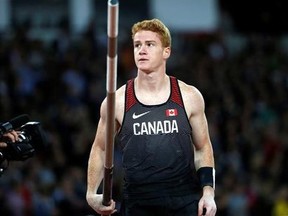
[131,18,171,48]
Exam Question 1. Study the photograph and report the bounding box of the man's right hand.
[86,194,117,215]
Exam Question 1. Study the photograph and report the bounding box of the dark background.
[0,0,288,215]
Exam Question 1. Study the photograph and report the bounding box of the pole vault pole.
[102,0,118,215]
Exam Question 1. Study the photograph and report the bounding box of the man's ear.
[163,47,171,59]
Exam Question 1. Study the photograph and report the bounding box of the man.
[86,18,217,216]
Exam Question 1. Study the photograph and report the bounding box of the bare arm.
[180,81,216,216]
[86,85,125,215]
[180,82,214,169]
[188,89,214,170]
[86,110,106,195]
[86,98,116,215]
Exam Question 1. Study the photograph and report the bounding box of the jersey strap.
[170,76,184,107]
[125,79,137,112]
[125,76,184,112]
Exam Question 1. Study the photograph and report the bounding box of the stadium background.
[0,0,288,215]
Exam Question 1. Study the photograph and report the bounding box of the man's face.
[133,30,170,73]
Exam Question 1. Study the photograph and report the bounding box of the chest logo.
[132,111,151,119]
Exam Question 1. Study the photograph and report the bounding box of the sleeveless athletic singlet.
[117,76,200,200]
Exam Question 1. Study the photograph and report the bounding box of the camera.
[0,121,46,162]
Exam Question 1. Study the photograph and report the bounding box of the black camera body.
[0,121,46,162]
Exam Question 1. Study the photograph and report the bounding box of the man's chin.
[138,69,153,74]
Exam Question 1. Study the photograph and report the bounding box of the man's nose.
[139,45,147,54]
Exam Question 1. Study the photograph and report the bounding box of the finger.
[198,201,204,216]
[7,133,15,142]
[100,209,117,215]
[203,207,216,216]
[0,142,7,147]
[11,130,19,140]
[3,131,17,142]
[98,206,117,215]
[203,207,207,215]
[198,208,206,216]
[107,199,116,209]
[99,201,116,212]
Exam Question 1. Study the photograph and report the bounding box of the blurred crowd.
[0,21,288,216]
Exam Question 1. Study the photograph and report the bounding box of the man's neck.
[135,71,169,92]
[134,73,170,105]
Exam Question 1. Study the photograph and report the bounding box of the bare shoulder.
[115,84,126,107]
[100,84,126,119]
[178,80,204,102]
[115,84,126,125]
[177,80,205,115]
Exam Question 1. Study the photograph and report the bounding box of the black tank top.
[117,76,200,199]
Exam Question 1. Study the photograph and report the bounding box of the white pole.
[102,1,118,215]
